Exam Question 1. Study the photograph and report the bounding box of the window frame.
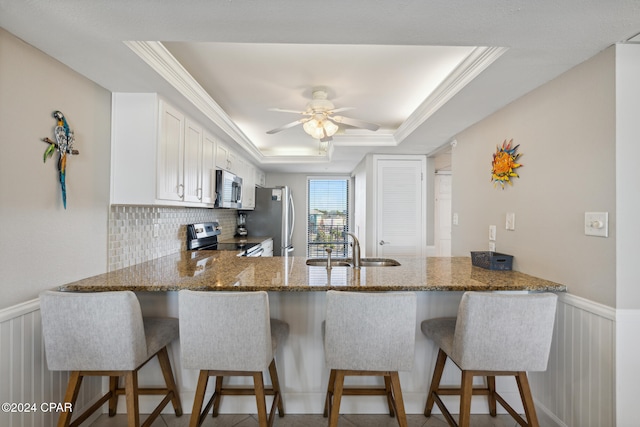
[306,176,352,258]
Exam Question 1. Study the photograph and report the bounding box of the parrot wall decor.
[41,111,79,209]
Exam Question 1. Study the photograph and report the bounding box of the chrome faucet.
[325,247,332,270]
[347,233,361,269]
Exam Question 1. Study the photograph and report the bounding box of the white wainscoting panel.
[529,293,616,427]
[0,299,101,427]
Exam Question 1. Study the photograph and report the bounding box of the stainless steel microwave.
[215,169,243,208]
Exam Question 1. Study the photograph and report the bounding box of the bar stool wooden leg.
[324,369,336,417]
[124,371,140,427]
[389,371,408,427]
[253,372,268,427]
[189,370,210,427]
[458,370,473,427]
[58,371,83,427]
[328,371,345,427]
[384,375,396,417]
[516,371,540,427]
[108,376,119,416]
[424,348,447,416]
[212,375,223,416]
[487,375,497,416]
[268,359,284,416]
[157,347,183,416]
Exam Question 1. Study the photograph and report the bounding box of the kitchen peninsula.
[55,253,566,416]
[58,252,566,292]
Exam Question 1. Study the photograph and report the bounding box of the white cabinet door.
[227,149,239,174]
[157,101,185,202]
[242,161,256,210]
[183,118,203,203]
[375,158,426,257]
[255,168,266,187]
[215,142,229,171]
[215,142,239,174]
[201,132,217,205]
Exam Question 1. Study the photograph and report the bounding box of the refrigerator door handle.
[289,192,295,242]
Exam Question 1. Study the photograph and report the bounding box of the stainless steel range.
[186,222,263,256]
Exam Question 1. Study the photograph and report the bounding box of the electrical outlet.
[452,213,459,225]
[489,241,496,252]
[489,225,496,241]
[153,223,159,238]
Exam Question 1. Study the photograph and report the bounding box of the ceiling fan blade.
[266,118,310,134]
[326,107,355,114]
[268,107,311,115]
[329,116,380,131]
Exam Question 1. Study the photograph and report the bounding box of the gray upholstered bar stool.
[421,291,557,427]
[39,290,183,427]
[178,290,289,427]
[323,290,417,427]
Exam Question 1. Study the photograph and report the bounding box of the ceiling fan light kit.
[267,88,379,142]
[303,116,339,140]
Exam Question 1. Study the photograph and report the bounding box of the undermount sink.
[359,258,401,267]
[306,258,351,267]
[305,258,400,267]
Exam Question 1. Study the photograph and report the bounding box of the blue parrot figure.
[52,111,72,209]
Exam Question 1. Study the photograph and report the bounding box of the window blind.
[307,178,349,258]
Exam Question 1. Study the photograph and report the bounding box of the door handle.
[379,240,390,245]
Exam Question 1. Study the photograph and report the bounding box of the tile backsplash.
[108,205,238,271]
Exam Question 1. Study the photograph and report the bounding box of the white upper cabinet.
[201,132,217,205]
[255,168,266,187]
[156,101,185,202]
[111,93,217,207]
[241,160,256,210]
[182,118,203,203]
[215,142,240,175]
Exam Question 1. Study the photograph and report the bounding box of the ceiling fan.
[266,89,380,142]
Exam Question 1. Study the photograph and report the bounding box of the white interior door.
[375,158,426,257]
[434,173,452,256]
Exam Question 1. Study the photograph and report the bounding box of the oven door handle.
[246,247,264,257]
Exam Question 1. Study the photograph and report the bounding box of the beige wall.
[452,47,617,307]
[0,28,112,309]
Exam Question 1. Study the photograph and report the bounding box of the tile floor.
[89,413,519,426]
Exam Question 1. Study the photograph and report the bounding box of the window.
[307,178,350,257]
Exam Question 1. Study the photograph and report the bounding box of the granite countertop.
[57,252,567,293]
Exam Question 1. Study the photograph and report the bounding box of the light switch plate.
[489,225,496,241]
[506,212,515,230]
[585,212,608,237]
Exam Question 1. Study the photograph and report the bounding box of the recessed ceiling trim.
[332,133,397,146]
[393,46,508,144]
[124,40,265,162]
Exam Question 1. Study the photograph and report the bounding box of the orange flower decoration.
[491,139,522,188]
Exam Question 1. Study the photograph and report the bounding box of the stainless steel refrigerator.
[244,186,294,255]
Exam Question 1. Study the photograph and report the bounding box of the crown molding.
[394,46,508,144]
[124,41,265,162]
[125,41,505,165]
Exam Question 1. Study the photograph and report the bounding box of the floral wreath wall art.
[491,139,522,189]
